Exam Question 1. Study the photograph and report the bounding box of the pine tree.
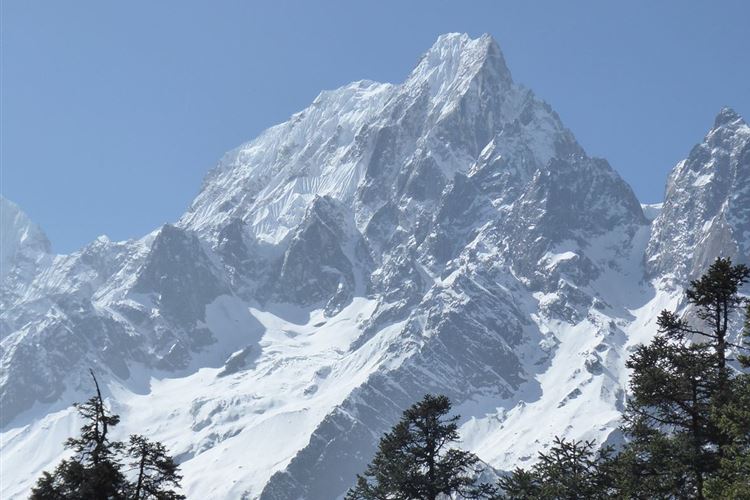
[615,258,750,499]
[738,301,750,368]
[125,435,186,500]
[496,437,615,500]
[496,467,539,499]
[30,370,185,500]
[659,257,749,397]
[346,394,496,500]
[610,427,689,499]
[703,300,750,498]
[620,333,719,497]
[704,373,750,498]
[30,370,127,500]
[30,461,90,500]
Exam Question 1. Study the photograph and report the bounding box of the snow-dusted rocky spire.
[405,33,512,98]
[0,196,51,280]
[713,106,743,128]
[646,108,750,283]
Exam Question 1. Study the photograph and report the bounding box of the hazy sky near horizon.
[3,1,749,253]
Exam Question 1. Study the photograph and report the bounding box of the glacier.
[1,33,748,499]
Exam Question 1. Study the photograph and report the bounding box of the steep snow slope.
[1,34,747,499]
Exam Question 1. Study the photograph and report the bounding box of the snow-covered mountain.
[1,34,748,499]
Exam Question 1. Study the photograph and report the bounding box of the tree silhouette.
[31,370,127,500]
[346,394,495,500]
[30,370,184,500]
[498,437,615,500]
[126,435,185,500]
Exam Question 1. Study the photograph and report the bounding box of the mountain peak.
[0,196,51,279]
[713,106,745,129]
[407,33,512,95]
[428,32,496,53]
[647,106,750,282]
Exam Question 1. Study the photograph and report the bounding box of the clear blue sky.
[3,1,749,253]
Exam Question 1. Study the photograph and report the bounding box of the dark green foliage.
[125,435,185,500]
[685,258,749,367]
[30,370,184,500]
[31,370,128,500]
[66,378,122,468]
[613,257,749,498]
[660,257,749,391]
[609,428,693,499]
[704,374,750,499]
[620,333,719,496]
[346,394,496,500]
[497,437,615,500]
[31,460,108,500]
[739,302,750,368]
[31,458,127,500]
[496,467,539,499]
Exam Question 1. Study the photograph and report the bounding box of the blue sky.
[3,1,749,253]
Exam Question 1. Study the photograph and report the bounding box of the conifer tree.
[704,299,750,498]
[30,370,185,500]
[659,257,749,397]
[125,435,185,500]
[616,257,749,498]
[31,370,127,500]
[346,394,496,500]
[610,427,688,499]
[738,301,750,368]
[704,373,750,498]
[620,337,719,498]
[497,437,615,500]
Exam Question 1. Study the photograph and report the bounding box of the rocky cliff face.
[646,108,750,285]
[1,34,747,499]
